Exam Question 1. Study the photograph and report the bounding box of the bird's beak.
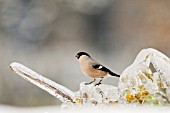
[75,55,78,58]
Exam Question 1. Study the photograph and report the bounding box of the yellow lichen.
[135,86,149,104]
[157,74,164,88]
[126,92,135,102]
[144,53,151,61]
[138,74,147,83]
[109,101,118,104]
[157,82,164,88]
[75,98,82,104]
[142,72,153,82]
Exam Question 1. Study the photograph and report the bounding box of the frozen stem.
[9,62,75,103]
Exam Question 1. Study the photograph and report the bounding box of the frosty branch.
[9,62,75,103]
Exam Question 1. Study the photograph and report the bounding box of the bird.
[75,52,120,86]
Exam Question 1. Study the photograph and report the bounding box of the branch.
[9,62,75,103]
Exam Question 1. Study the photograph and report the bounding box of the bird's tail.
[109,71,120,77]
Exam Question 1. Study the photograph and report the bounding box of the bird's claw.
[85,82,91,85]
[85,79,96,85]
[95,82,101,86]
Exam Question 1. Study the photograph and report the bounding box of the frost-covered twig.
[9,62,75,103]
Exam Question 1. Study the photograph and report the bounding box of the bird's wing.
[92,64,111,73]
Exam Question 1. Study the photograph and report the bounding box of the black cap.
[76,52,91,59]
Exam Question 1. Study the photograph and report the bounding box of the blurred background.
[0,0,170,106]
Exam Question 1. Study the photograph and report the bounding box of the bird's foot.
[95,82,101,86]
[85,82,91,85]
[85,79,96,85]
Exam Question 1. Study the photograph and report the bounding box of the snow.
[0,105,170,113]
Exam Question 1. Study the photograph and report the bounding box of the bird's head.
[75,52,91,60]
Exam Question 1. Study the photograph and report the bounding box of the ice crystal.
[73,82,119,105]
[119,48,170,105]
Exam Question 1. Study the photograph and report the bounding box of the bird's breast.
[80,63,107,78]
